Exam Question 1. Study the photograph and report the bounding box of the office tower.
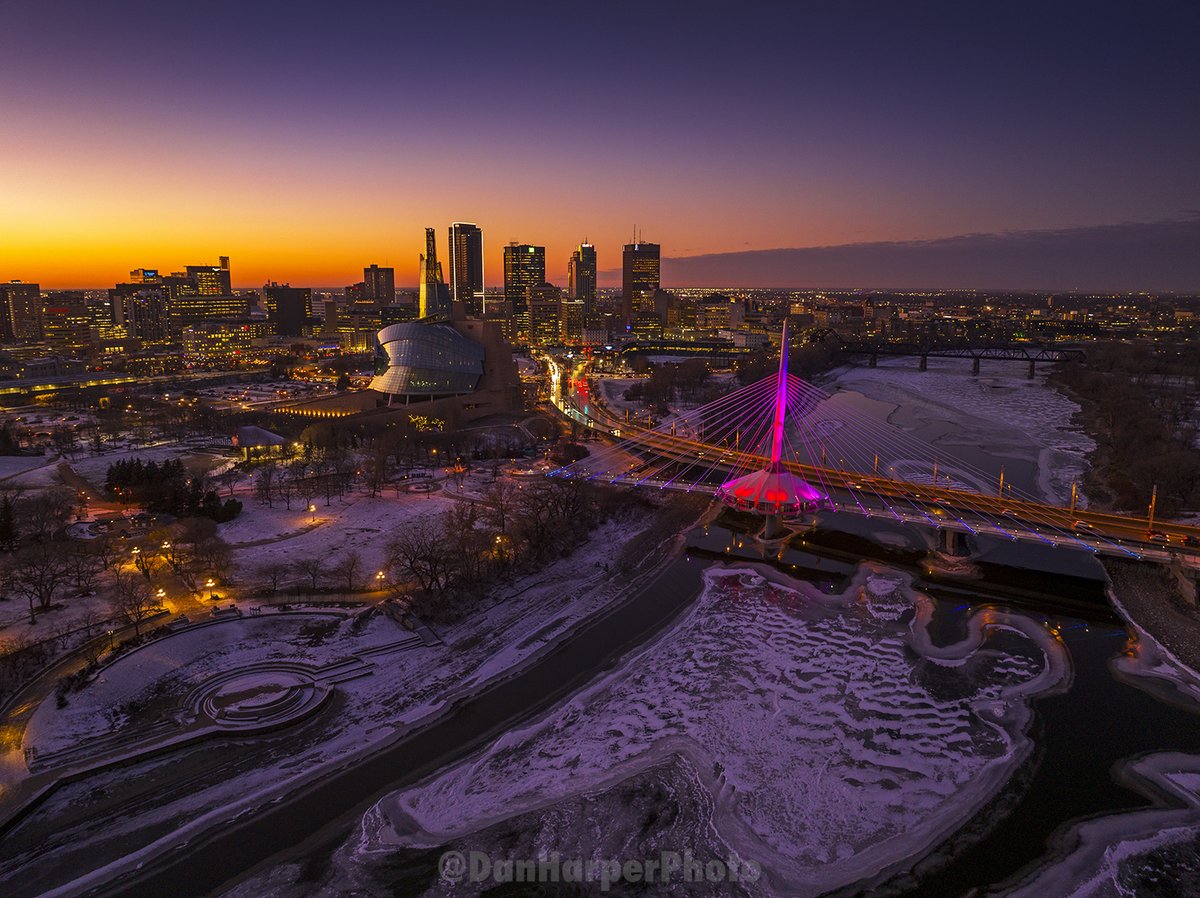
[0,281,43,341]
[169,294,251,326]
[263,284,313,337]
[187,263,232,295]
[112,286,171,342]
[526,283,562,346]
[418,228,452,319]
[622,241,660,325]
[561,298,585,345]
[363,264,395,305]
[568,243,597,314]
[129,268,161,284]
[448,223,485,316]
[42,298,94,359]
[503,243,545,340]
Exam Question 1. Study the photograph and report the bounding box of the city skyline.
[3,3,1198,290]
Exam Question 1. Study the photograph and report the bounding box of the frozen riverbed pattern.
[344,565,1069,897]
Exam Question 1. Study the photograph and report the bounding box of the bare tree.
[386,524,455,594]
[64,542,104,593]
[257,561,291,594]
[293,557,326,592]
[482,481,519,534]
[112,569,158,637]
[4,542,72,622]
[330,551,362,592]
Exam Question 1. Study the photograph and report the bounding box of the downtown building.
[568,243,597,315]
[0,281,43,341]
[448,223,485,317]
[503,243,545,343]
[622,241,660,328]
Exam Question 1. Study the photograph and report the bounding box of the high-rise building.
[503,243,545,340]
[418,228,452,319]
[622,242,660,326]
[42,292,95,358]
[0,281,43,341]
[561,299,586,345]
[264,284,313,337]
[526,283,562,346]
[129,268,161,284]
[363,264,395,305]
[112,286,171,342]
[187,263,232,295]
[568,243,597,314]
[448,223,485,317]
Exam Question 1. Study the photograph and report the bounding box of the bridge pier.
[763,513,784,540]
[938,528,970,557]
[971,357,980,376]
[869,353,877,368]
[918,355,928,372]
[1027,360,1036,379]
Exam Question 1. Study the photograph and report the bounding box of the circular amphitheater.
[187,663,330,730]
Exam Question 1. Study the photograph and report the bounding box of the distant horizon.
[14,216,1200,295]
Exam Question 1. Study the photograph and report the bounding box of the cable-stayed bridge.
[547,327,1200,564]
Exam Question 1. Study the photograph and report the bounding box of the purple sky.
[2,1,1198,289]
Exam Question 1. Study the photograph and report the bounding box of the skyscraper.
[186,263,232,295]
[418,228,452,319]
[526,283,562,346]
[264,284,313,337]
[503,243,545,340]
[363,264,395,305]
[622,241,660,326]
[448,223,485,317]
[0,281,43,341]
[568,243,597,315]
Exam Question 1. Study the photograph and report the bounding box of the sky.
[1,1,1198,290]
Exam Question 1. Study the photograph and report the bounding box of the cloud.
[653,217,1200,292]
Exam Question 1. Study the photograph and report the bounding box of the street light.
[376,571,385,589]
[309,503,317,522]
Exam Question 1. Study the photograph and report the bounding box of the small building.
[232,425,288,460]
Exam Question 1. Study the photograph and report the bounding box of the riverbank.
[1105,558,1200,676]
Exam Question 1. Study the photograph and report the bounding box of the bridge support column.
[1027,360,1036,379]
[939,528,970,557]
[763,514,784,540]
[971,357,980,375]
[919,355,928,372]
[869,353,877,368]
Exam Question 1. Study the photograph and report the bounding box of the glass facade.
[369,321,485,398]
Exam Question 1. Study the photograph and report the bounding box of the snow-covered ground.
[827,358,1095,506]
[226,490,456,580]
[1,507,691,897]
[23,612,403,757]
[293,563,1067,898]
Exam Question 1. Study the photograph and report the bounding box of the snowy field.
[1,508,690,897]
[828,358,1095,506]
[298,563,1068,898]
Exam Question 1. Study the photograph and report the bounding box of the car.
[1073,520,1098,532]
[1184,535,1200,548]
[1147,530,1169,544]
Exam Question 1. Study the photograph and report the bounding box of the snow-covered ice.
[316,562,1068,897]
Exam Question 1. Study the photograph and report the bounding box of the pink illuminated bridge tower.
[714,320,827,537]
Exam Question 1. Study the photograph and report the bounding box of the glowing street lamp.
[376,570,385,589]
[308,503,317,522]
